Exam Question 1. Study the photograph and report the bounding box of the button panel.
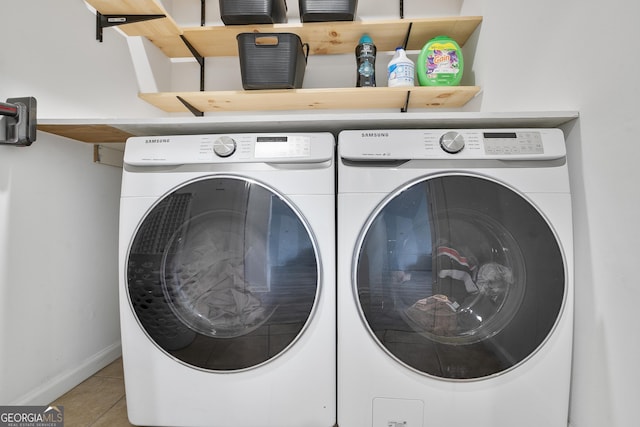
[483,132,543,155]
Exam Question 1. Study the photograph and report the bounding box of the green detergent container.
[417,36,463,86]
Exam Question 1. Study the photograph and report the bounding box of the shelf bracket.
[180,35,206,91]
[402,22,413,49]
[96,12,166,42]
[400,0,405,19]
[201,0,206,26]
[177,96,204,117]
[400,91,411,113]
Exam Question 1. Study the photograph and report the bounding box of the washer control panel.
[124,133,334,166]
[339,129,564,161]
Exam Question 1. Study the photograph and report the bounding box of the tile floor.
[49,357,135,427]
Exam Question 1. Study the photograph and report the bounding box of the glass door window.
[355,174,565,380]
[127,176,319,371]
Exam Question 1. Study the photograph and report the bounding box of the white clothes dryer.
[119,133,336,427]
[337,129,573,427]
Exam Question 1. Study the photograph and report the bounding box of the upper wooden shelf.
[87,0,182,36]
[182,16,482,57]
[86,1,481,58]
[86,0,191,56]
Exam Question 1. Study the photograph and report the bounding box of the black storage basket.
[299,0,357,22]
[237,33,309,90]
[219,0,288,25]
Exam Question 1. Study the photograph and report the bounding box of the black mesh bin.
[237,33,309,90]
[299,0,357,22]
[220,0,288,25]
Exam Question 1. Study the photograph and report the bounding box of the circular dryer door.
[127,176,320,371]
[354,174,566,380]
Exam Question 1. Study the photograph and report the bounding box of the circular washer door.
[127,176,320,371]
[355,174,566,380]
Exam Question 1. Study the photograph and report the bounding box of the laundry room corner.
[0,133,123,405]
[0,0,155,406]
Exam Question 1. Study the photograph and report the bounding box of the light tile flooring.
[49,358,135,427]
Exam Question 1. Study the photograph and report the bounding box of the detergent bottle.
[387,46,415,87]
[417,36,464,86]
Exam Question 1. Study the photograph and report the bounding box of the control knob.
[439,131,465,154]
[213,136,236,157]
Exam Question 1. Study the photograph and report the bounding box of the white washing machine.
[337,129,573,427]
[119,133,336,427]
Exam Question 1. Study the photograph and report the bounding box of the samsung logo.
[361,132,389,138]
[144,138,171,144]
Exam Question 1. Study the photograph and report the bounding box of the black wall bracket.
[96,12,166,42]
[399,2,411,112]
[180,35,206,92]
[177,96,204,117]
[179,1,207,92]
[402,22,413,49]
[0,97,37,146]
[401,92,411,113]
[200,0,206,26]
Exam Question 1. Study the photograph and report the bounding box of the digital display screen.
[257,136,288,142]
[254,135,310,158]
[483,132,517,139]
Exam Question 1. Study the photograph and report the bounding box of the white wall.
[1,0,639,425]
[464,1,640,426]
[0,0,154,404]
[0,136,121,405]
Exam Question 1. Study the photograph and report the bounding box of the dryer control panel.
[340,128,565,161]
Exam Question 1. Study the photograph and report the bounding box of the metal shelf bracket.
[96,12,166,42]
[200,0,206,26]
[401,91,411,113]
[180,35,206,92]
[177,96,204,117]
[402,22,413,49]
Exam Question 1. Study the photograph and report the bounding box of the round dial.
[213,136,236,158]
[439,131,465,154]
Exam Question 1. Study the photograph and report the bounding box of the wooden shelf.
[85,0,483,113]
[37,124,136,143]
[181,16,482,57]
[86,0,192,56]
[86,0,481,58]
[139,86,481,113]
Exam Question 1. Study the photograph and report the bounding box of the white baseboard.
[10,341,122,406]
